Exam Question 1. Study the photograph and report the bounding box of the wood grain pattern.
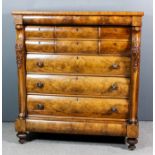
[26,75,130,97]
[55,26,98,39]
[25,26,55,39]
[100,27,131,39]
[22,15,133,26]
[15,118,26,132]
[127,123,139,138]
[100,40,131,54]
[12,11,144,16]
[26,119,127,136]
[25,26,98,39]
[25,40,55,53]
[14,16,27,119]
[129,27,141,124]
[25,26,131,40]
[27,95,129,119]
[26,54,131,76]
[56,40,98,54]
[12,11,143,147]
[26,39,130,54]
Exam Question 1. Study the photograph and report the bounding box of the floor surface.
[2,121,153,155]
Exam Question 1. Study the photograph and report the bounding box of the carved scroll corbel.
[132,27,141,71]
[15,24,24,68]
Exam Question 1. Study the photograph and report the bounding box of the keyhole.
[76,28,79,32]
[76,56,79,60]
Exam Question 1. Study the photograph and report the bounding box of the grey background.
[2,0,153,121]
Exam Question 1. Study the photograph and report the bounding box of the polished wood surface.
[25,39,130,54]
[27,95,129,119]
[12,11,144,16]
[22,15,133,26]
[13,11,143,149]
[26,75,130,97]
[26,119,127,136]
[25,26,55,39]
[26,54,131,76]
[25,26,130,39]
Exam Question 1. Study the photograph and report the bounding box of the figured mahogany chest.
[12,11,144,150]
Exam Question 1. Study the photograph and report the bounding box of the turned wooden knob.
[36,82,44,88]
[110,83,118,91]
[111,63,119,69]
[111,107,117,112]
[36,62,44,68]
[36,103,44,110]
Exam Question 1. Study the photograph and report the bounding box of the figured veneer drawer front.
[25,26,55,39]
[26,40,130,54]
[27,95,129,119]
[25,26,130,40]
[23,15,132,26]
[101,27,131,39]
[26,119,127,136]
[26,75,130,97]
[26,54,131,76]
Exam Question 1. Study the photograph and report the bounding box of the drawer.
[23,15,132,26]
[25,26,55,39]
[100,40,131,54]
[26,40,55,53]
[26,54,131,76]
[55,26,98,38]
[26,40,130,54]
[27,95,129,119]
[56,40,98,54]
[26,75,130,98]
[100,27,131,39]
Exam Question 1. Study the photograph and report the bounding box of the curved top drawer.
[23,15,132,26]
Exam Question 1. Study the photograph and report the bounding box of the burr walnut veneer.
[12,11,144,150]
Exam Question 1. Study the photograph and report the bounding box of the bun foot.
[17,132,27,144]
[127,138,138,150]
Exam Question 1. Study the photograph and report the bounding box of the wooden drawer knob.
[36,103,44,110]
[111,107,117,112]
[110,83,118,91]
[36,82,44,88]
[111,63,119,69]
[36,62,44,68]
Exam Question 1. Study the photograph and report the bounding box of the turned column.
[13,15,27,144]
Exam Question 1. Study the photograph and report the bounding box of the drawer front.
[23,15,132,26]
[56,40,98,54]
[26,40,130,54]
[55,27,98,38]
[25,26,130,40]
[100,27,131,39]
[26,40,55,53]
[27,75,130,97]
[25,26,55,39]
[26,54,131,76]
[100,40,131,54]
[27,95,129,119]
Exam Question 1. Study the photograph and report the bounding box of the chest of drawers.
[12,11,144,150]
